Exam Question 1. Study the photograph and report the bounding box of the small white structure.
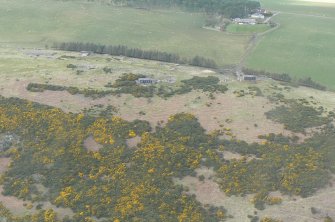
[233,18,256,25]
[251,13,265,19]
[80,51,91,57]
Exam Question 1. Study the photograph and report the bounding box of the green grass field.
[0,0,250,66]
[245,0,335,89]
[226,24,271,33]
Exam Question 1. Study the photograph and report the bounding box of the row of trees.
[109,0,260,18]
[53,42,217,68]
[60,0,260,18]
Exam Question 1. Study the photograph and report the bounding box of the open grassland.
[261,0,335,17]
[1,47,335,143]
[0,47,290,143]
[0,0,249,66]
[245,0,335,89]
[226,24,271,33]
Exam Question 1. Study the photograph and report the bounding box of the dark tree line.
[57,0,260,18]
[53,42,217,68]
[243,68,292,83]
[298,77,326,91]
[110,0,260,18]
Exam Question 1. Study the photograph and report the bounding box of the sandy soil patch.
[201,69,215,74]
[0,185,74,218]
[222,151,258,162]
[174,171,255,222]
[222,151,244,160]
[0,186,30,215]
[84,136,103,152]
[176,170,335,222]
[126,136,141,148]
[0,157,11,175]
[259,182,335,222]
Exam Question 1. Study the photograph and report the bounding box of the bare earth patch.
[176,170,335,222]
[222,151,258,162]
[0,186,31,215]
[126,136,141,148]
[84,136,103,152]
[174,169,255,222]
[0,185,74,218]
[0,157,11,175]
[259,182,335,222]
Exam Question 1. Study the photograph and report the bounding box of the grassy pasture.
[0,0,249,66]
[226,24,271,34]
[261,0,335,17]
[245,0,335,89]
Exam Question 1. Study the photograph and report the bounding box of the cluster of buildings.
[233,9,271,25]
[233,18,257,25]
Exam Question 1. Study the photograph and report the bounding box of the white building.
[233,18,256,25]
[251,13,265,19]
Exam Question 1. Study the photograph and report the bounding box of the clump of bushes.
[27,74,229,99]
[248,86,263,96]
[233,86,262,97]
[54,42,217,68]
[26,83,67,92]
[181,76,228,93]
[66,64,77,69]
[27,83,114,99]
[298,77,326,91]
[109,73,155,98]
[83,104,119,117]
[265,101,330,133]
[102,67,112,73]
[258,133,299,144]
